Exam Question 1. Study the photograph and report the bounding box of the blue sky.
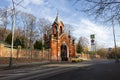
[0,0,120,48]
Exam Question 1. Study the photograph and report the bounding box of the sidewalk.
[0,61,50,70]
[0,59,100,70]
[0,60,73,70]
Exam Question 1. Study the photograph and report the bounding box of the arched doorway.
[61,44,68,61]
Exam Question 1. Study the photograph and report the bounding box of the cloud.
[5,0,43,7]
[81,19,110,40]
[19,0,44,6]
[30,0,44,5]
[72,19,113,47]
[2,0,120,48]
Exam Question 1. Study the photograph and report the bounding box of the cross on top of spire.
[57,10,59,16]
[54,10,61,24]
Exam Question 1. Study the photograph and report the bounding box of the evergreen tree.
[5,33,12,45]
[14,35,27,48]
[76,41,83,53]
[34,40,43,50]
[20,35,27,48]
[14,36,21,48]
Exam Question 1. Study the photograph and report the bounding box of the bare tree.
[28,14,36,61]
[76,40,84,53]
[26,14,36,61]
[37,18,51,40]
[20,12,36,60]
[64,24,74,36]
[0,7,9,41]
[20,12,29,44]
[77,36,89,53]
[73,0,120,22]
[79,36,89,48]
[97,48,108,58]
[0,5,23,42]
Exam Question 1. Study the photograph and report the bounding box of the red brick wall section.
[50,32,76,60]
[0,44,50,60]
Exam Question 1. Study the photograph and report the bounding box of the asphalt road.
[0,59,119,80]
[41,62,120,80]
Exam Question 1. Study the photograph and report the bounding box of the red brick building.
[44,15,76,61]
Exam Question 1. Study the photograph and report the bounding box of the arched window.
[53,26,57,38]
[53,26,57,34]
[60,26,62,35]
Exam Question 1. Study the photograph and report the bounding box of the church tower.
[52,14,64,38]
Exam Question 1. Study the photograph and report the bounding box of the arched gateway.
[61,44,68,61]
[44,14,76,61]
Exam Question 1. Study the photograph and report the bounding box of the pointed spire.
[55,16,61,23]
[54,11,61,24]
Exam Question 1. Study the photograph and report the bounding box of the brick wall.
[77,53,100,60]
[0,44,50,60]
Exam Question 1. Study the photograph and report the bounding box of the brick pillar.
[42,47,45,60]
[73,43,76,57]
[50,34,54,60]
[69,40,71,57]
[74,43,76,57]
[16,45,21,59]
[57,29,59,60]
[57,38,61,61]
[0,44,4,57]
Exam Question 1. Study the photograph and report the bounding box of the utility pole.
[112,20,119,63]
[118,18,120,28]
[9,0,16,68]
[9,0,25,68]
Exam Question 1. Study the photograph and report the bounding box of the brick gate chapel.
[44,15,76,61]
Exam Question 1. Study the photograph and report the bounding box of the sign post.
[90,34,96,58]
